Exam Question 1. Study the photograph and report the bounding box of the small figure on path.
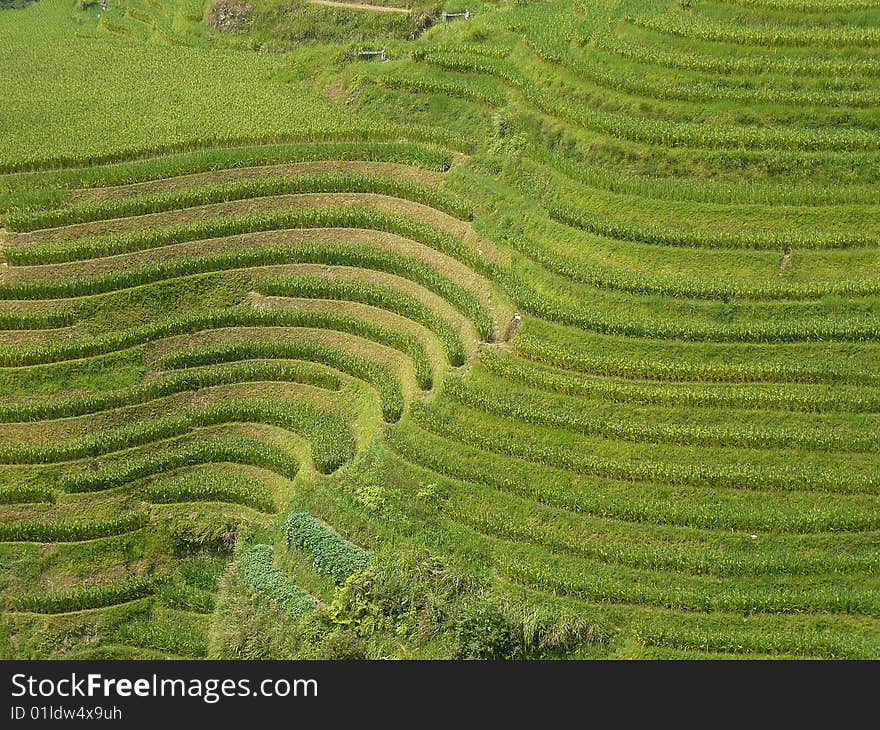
[778,245,792,276]
[503,312,522,342]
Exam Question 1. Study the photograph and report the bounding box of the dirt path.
[307,0,410,13]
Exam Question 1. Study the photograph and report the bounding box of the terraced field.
[1,0,878,659]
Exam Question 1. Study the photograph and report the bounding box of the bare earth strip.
[308,0,410,12]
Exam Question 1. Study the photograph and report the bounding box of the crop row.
[51,399,351,479]
[237,544,315,615]
[257,275,469,366]
[161,341,405,422]
[0,511,149,542]
[508,233,880,301]
[414,49,880,152]
[547,200,876,250]
[2,241,493,340]
[719,0,880,9]
[0,484,54,504]
[442,376,878,452]
[156,582,216,614]
[1,142,453,194]
[58,435,299,493]
[480,349,880,414]
[440,477,878,578]
[627,10,880,48]
[0,361,338,421]
[0,123,469,175]
[109,609,209,658]
[282,512,372,584]
[530,145,880,209]
[376,73,506,106]
[8,574,161,614]
[500,582,876,659]
[146,474,277,513]
[4,173,473,231]
[0,399,350,467]
[493,542,878,616]
[512,334,880,386]
[0,306,430,374]
[383,425,880,533]
[0,309,76,331]
[565,45,880,109]
[592,32,880,78]
[6,207,494,276]
[409,402,878,494]
[506,274,880,344]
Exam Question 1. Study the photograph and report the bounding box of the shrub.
[237,544,315,615]
[282,512,372,584]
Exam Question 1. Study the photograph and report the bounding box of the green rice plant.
[561,42,880,109]
[628,10,880,48]
[0,310,77,330]
[376,73,506,106]
[146,471,277,513]
[0,361,339,421]
[0,307,432,377]
[111,609,209,657]
[385,425,880,533]
[0,484,55,504]
[0,121,469,174]
[492,542,879,616]
[51,401,352,480]
[8,574,161,614]
[1,142,452,193]
[715,0,880,10]
[6,208,493,276]
[237,544,315,615]
[59,436,298,493]
[281,512,372,584]
[4,173,472,230]
[156,582,216,614]
[1,241,493,340]
[257,275,469,366]
[591,31,880,78]
[0,512,149,542]
[161,341,405,422]
[512,334,880,386]
[481,349,880,414]
[409,401,879,494]
[415,49,880,152]
[547,201,877,250]
[505,273,880,344]
[437,471,879,578]
[508,233,880,300]
[528,144,880,207]
[441,376,880,452]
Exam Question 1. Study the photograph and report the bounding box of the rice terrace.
[0,0,878,661]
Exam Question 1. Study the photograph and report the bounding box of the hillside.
[0,0,878,659]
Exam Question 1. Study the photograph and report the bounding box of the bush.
[237,544,315,615]
[282,512,372,584]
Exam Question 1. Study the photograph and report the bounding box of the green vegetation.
[0,0,877,660]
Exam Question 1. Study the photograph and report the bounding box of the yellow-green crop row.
[161,341,405,422]
[257,275,470,366]
[3,173,472,231]
[2,241,493,341]
[627,10,880,47]
[8,574,162,614]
